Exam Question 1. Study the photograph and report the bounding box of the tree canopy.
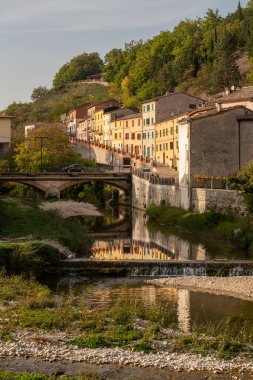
[14,124,78,171]
[53,52,104,89]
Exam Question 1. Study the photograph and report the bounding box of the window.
[156,145,158,151]
[143,106,146,112]
[137,133,141,140]
[151,104,154,110]
[119,133,121,138]
[170,127,173,135]
[166,128,168,136]
[189,104,197,110]
[147,132,150,139]
[147,104,150,111]
[159,130,162,137]
[125,133,129,139]
[126,121,128,127]
[131,133,135,140]
[163,143,165,150]
[143,119,146,126]
[138,118,141,126]
[176,125,178,133]
[152,131,154,138]
[163,129,165,137]
[166,143,168,150]
[156,131,158,138]
[146,118,150,125]
[170,142,174,150]
[143,133,146,139]
[176,141,179,150]
[132,120,134,127]
[151,117,154,124]
[115,133,117,139]
[159,144,162,151]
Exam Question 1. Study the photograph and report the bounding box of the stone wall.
[192,188,246,215]
[132,175,181,209]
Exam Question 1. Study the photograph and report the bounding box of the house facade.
[155,115,184,169]
[0,115,13,154]
[61,103,91,136]
[87,100,120,143]
[103,108,134,147]
[178,106,253,209]
[142,92,206,160]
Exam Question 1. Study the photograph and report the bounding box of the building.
[142,92,206,160]
[0,115,13,154]
[110,112,141,154]
[155,114,185,169]
[103,108,134,147]
[87,100,120,143]
[178,106,253,209]
[61,103,92,137]
[215,86,253,111]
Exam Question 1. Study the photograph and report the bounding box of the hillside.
[4,82,109,130]
[4,1,253,129]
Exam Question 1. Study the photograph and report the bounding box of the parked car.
[62,164,86,172]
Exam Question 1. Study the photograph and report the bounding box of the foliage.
[53,52,104,89]
[31,86,50,102]
[14,124,78,171]
[229,163,253,212]
[0,242,61,276]
[146,203,253,253]
[0,198,92,257]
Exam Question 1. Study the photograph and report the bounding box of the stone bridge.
[0,170,131,198]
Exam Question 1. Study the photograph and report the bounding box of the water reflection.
[92,208,207,261]
[50,276,253,339]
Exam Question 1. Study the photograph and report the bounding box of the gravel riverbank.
[146,276,253,301]
[0,329,253,377]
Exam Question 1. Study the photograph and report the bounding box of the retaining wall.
[132,175,180,209]
[192,188,246,214]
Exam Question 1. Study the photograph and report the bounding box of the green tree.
[14,124,77,171]
[53,52,104,89]
[31,86,49,101]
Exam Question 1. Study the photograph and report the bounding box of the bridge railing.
[133,168,178,186]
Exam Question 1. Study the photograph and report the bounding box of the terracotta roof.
[215,86,253,103]
[141,92,206,104]
[185,105,252,122]
[0,114,14,119]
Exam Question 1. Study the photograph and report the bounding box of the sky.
[0,0,249,111]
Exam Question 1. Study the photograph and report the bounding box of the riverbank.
[0,327,253,378]
[40,200,102,218]
[147,276,253,301]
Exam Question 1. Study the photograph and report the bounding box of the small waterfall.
[229,265,253,276]
[130,263,207,277]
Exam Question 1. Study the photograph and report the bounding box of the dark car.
[62,164,86,172]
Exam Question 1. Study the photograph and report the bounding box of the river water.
[46,206,253,341]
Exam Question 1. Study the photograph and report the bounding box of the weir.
[57,259,253,277]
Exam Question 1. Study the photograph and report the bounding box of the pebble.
[0,329,253,374]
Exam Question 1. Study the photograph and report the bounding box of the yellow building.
[94,109,104,144]
[110,112,142,154]
[155,115,185,170]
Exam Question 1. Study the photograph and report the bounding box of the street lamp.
[34,136,48,172]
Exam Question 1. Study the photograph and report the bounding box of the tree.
[31,86,49,101]
[209,29,241,93]
[14,124,78,171]
[53,52,104,89]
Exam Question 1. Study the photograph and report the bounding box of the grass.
[0,275,251,359]
[146,204,253,255]
[0,371,101,380]
[0,197,92,256]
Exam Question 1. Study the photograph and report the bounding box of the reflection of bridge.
[0,170,131,198]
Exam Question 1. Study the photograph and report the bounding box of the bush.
[0,243,61,276]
